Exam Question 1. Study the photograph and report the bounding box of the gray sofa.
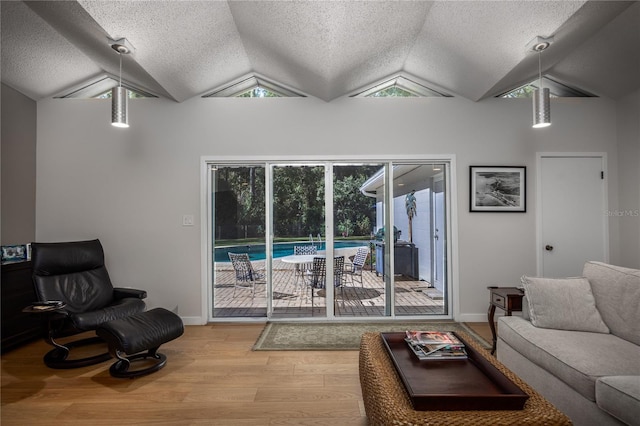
[497,261,640,426]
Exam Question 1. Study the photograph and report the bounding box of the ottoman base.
[109,347,167,378]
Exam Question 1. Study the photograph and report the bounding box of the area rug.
[253,321,490,351]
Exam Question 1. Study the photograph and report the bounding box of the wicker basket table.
[359,332,572,425]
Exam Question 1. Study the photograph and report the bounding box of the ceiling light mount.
[526,35,554,53]
[112,44,130,55]
[107,37,135,55]
[532,42,550,52]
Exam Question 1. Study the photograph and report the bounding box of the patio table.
[280,254,319,265]
[281,254,320,289]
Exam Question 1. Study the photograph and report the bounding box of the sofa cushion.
[521,276,609,333]
[583,261,640,345]
[498,316,640,401]
[596,376,640,426]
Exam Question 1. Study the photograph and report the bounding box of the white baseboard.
[179,316,206,326]
[458,312,522,323]
[457,313,494,323]
[180,314,506,325]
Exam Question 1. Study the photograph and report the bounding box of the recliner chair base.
[44,336,112,369]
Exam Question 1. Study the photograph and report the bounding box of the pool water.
[215,240,368,263]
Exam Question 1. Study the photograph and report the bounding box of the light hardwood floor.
[1,322,492,426]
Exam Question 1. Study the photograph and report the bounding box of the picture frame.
[470,166,526,212]
[1,244,29,262]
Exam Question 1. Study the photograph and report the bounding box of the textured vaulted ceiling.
[2,1,638,103]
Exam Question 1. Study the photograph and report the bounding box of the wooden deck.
[213,259,445,318]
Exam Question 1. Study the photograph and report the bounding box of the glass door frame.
[201,155,458,323]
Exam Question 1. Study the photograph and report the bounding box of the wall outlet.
[182,214,194,226]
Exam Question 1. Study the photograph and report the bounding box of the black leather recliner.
[31,239,147,369]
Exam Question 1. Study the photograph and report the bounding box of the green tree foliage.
[236,87,281,97]
[215,167,266,240]
[273,166,325,237]
[95,89,147,99]
[215,165,380,241]
[333,166,379,237]
[502,85,536,98]
[368,86,416,97]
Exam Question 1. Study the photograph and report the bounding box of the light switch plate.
[182,214,194,226]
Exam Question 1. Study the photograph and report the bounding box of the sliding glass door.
[392,163,447,316]
[271,164,326,318]
[211,165,267,318]
[357,163,448,317]
[207,158,451,320]
[333,163,384,317]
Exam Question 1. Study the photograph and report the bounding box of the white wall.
[1,83,37,245]
[413,189,433,283]
[35,94,626,323]
[615,90,640,268]
[392,188,433,283]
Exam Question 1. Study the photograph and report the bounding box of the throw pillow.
[520,276,610,333]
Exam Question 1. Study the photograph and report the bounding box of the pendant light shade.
[109,38,133,129]
[531,38,551,129]
[533,87,551,128]
[111,86,129,128]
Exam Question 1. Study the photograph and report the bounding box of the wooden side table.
[487,286,524,355]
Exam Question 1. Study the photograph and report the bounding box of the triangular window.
[499,76,594,98]
[55,76,157,99]
[236,86,281,98]
[353,75,451,98]
[94,89,148,99]
[203,75,304,98]
[368,85,416,98]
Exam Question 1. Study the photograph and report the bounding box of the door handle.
[545,245,554,251]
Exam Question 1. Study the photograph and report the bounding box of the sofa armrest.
[113,287,147,300]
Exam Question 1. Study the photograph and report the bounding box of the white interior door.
[539,155,608,277]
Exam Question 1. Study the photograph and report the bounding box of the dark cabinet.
[1,261,40,352]
[375,242,419,279]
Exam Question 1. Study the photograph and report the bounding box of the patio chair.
[294,244,318,256]
[228,253,265,298]
[293,244,317,289]
[307,256,345,306]
[345,247,369,287]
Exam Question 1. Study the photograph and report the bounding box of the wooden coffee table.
[359,331,571,425]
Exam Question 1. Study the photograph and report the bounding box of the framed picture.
[1,244,28,262]
[470,166,526,212]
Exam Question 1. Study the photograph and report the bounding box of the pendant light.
[110,39,131,128]
[532,40,551,128]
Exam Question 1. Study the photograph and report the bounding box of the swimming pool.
[215,240,369,263]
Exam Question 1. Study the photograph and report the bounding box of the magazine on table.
[405,330,467,360]
[405,330,464,345]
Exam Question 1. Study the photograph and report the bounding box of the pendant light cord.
[538,50,543,90]
[118,52,123,88]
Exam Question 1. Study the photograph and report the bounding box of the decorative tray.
[381,332,529,411]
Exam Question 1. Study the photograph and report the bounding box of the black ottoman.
[97,308,184,378]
